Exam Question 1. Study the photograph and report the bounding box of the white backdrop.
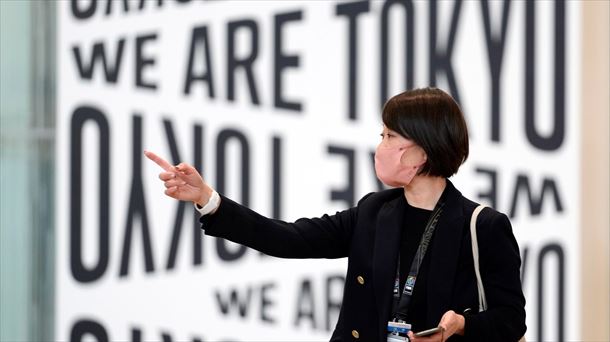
[56,1,580,341]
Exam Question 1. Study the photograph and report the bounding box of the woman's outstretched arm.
[145,150,358,259]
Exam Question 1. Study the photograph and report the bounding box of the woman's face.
[378,125,427,167]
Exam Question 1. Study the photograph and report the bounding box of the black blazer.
[201,180,526,342]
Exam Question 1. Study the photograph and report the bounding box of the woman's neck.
[403,176,447,210]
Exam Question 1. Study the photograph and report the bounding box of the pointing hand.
[144,150,214,207]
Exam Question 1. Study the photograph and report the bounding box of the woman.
[145,87,526,342]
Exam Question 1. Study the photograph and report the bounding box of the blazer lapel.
[372,195,404,326]
[426,181,466,325]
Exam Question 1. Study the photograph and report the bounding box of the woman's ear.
[414,149,428,176]
[415,146,427,165]
[400,144,426,165]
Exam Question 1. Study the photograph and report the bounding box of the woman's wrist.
[195,189,221,215]
[455,313,466,335]
[196,188,214,207]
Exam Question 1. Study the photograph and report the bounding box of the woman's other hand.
[407,310,465,342]
[144,150,213,207]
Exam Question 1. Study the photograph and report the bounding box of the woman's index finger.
[144,150,173,171]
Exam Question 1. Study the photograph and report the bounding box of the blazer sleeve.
[199,194,367,259]
[463,211,527,341]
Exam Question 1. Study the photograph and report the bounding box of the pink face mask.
[374,143,425,187]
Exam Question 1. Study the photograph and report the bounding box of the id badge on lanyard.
[387,321,411,342]
[388,200,445,342]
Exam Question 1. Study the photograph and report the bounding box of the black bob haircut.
[382,87,469,178]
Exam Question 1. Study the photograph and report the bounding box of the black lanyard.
[392,200,445,321]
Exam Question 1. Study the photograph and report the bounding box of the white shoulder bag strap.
[470,205,488,312]
[470,205,527,342]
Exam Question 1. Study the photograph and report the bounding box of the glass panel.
[0,1,55,340]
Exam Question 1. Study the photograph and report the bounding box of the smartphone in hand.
[414,326,442,337]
